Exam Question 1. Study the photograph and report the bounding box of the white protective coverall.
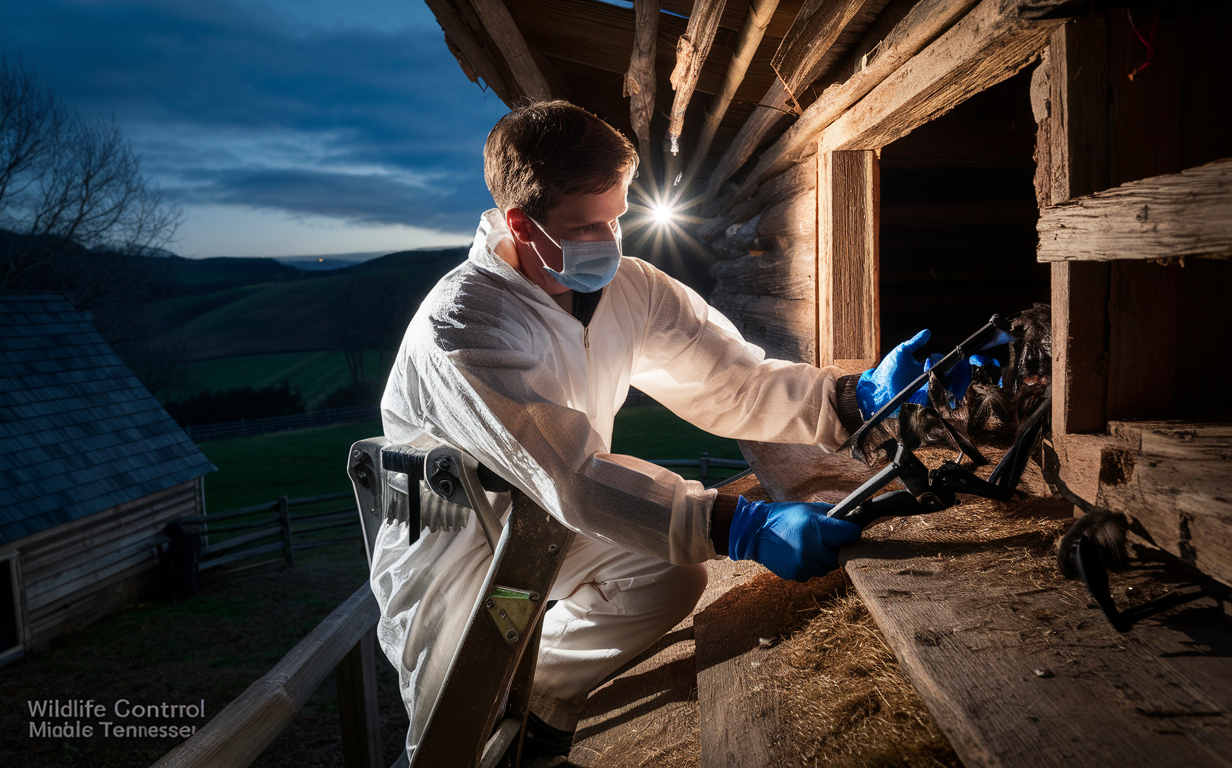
[372,209,851,756]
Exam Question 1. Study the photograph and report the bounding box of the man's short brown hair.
[484,100,638,222]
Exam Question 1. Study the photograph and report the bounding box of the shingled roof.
[0,292,216,546]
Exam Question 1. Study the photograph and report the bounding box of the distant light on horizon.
[172,203,473,258]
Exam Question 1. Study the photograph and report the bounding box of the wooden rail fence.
[183,404,380,442]
[173,491,361,572]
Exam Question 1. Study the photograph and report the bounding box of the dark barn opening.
[878,68,1046,358]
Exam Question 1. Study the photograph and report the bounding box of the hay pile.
[761,580,961,768]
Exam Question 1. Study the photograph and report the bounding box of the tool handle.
[832,490,924,529]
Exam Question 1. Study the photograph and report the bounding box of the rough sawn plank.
[843,505,1232,768]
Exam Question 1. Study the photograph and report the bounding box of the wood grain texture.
[686,0,781,186]
[709,291,816,363]
[625,0,660,173]
[469,0,552,101]
[713,0,978,202]
[667,0,729,144]
[694,568,849,768]
[844,505,1232,768]
[1049,261,1109,442]
[818,0,1060,153]
[755,187,817,244]
[709,249,814,300]
[1098,422,1232,588]
[818,149,879,366]
[1037,159,1232,262]
[701,156,817,241]
[771,0,870,108]
[423,0,515,105]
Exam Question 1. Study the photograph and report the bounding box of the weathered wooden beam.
[818,0,1061,152]
[424,0,516,105]
[666,0,729,181]
[1100,421,1232,588]
[703,80,796,199]
[711,247,814,300]
[1045,17,1110,489]
[625,0,660,176]
[683,0,781,187]
[1038,158,1232,262]
[469,0,553,101]
[153,586,379,768]
[818,150,879,368]
[771,0,870,110]
[513,0,735,97]
[709,0,978,202]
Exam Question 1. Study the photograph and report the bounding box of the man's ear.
[506,208,534,244]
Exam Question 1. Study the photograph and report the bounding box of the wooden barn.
[417,1,1231,766]
[0,292,216,662]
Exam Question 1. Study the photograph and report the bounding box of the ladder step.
[479,718,521,768]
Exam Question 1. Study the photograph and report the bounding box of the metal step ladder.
[349,438,575,768]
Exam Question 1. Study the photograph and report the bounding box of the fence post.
[336,627,382,768]
[699,452,710,487]
[278,495,294,566]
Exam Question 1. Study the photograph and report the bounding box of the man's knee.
[662,562,708,622]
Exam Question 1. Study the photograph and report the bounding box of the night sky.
[1,0,512,258]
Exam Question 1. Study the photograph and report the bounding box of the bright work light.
[651,202,675,225]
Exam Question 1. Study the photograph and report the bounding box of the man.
[372,100,928,760]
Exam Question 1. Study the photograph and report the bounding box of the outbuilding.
[0,292,216,662]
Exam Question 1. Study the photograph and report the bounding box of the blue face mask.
[531,218,622,293]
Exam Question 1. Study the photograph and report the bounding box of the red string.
[1127,8,1159,81]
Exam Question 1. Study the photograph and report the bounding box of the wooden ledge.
[843,501,1232,768]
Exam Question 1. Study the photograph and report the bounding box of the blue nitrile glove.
[908,354,1003,407]
[728,496,862,582]
[968,354,1002,388]
[856,329,931,419]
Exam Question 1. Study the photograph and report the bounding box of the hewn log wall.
[709,155,818,364]
[1038,4,1232,498]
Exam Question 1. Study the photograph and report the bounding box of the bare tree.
[0,56,181,291]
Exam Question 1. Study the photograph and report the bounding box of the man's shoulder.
[410,260,535,354]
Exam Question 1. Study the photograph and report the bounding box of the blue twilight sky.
[1,0,512,258]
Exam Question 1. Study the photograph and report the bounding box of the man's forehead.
[549,185,629,225]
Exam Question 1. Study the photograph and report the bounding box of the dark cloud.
[2,0,508,235]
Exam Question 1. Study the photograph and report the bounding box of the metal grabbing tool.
[839,314,1012,463]
[825,392,1052,530]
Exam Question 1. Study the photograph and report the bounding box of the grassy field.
[163,350,386,412]
[197,402,743,515]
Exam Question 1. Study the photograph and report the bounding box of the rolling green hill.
[149,247,468,359]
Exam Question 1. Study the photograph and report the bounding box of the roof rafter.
[705,0,884,199]
[683,0,782,188]
[469,0,553,101]
[625,0,661,176]
[666,0,729,183]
